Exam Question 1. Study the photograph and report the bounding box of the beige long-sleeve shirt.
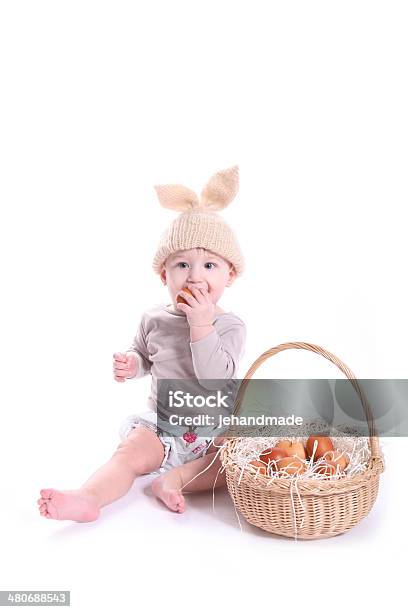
[126,303,246,414]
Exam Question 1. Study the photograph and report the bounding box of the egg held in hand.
[176,287,194,305]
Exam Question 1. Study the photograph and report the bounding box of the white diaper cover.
[118,410,214,473]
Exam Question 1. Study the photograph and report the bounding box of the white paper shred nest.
[227,419,373,481]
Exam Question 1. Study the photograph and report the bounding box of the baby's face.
[160,248,236,309]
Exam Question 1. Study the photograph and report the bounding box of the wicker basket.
[220,342,385,540]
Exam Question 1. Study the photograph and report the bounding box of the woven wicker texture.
[220,342,385,539]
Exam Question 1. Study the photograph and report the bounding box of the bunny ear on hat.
[200,165,239,211]
[153,184,200,212]
[154,165,239,213]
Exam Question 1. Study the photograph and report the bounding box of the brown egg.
[306,436,334,460]
[314,461,337,478]
[259,447,288,466]
[249,460,267,475]
[275,456,307,476]
[276,439,306,460]
[325,450,349,470]
[176,287,194,305]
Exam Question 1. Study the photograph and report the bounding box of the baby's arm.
[190,322,246,381]
[177,287,246,379]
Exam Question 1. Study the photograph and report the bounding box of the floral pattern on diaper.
[182,431,198,444]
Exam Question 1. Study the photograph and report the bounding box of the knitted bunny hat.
[152,165,244,276]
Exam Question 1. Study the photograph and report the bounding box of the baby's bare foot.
[151,475,186,513]
[37,488,100,522]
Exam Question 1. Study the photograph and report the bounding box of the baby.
[37,165,246,521]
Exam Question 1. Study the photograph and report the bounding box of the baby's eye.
[205,262,216,269]
[176,262,189,269]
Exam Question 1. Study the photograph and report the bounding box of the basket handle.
[232,341,381,459]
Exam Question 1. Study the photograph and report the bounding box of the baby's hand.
[176,287,215,327]
[113,352,138,382]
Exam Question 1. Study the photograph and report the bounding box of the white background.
[1,1,407,610]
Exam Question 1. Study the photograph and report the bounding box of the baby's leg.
[38,426,165,522]
[151,441,226,513]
